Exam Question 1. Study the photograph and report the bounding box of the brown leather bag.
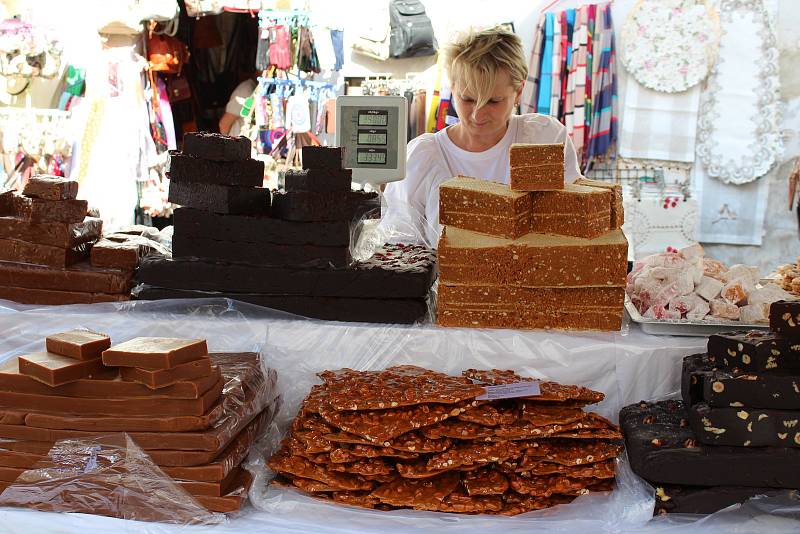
[147,33,189,75]
[166,74,192,102]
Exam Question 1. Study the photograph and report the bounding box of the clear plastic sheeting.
[0,434,223,525]
[0,298,798,532]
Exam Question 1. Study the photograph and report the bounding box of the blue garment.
[330,29,344,71]
[536,13,555,115]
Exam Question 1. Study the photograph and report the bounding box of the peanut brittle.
[438,487,503,513]
[289,475,341,493]
[520,404,587,426]
[517,458,616,478]
[268,449,374,491]
[499,494,575,516]
[328,457,395,477]
[520,439,623,467]
[457,402,518,427]
[370,471,460,509]
[463,369,604,404]
[493,418,593,440]
[462,467,509,496]
[422,419,495,440]
[319,366,484,411]
[427,441,524,471]
[506,473,597,497]
[328,444,418,463]
[332,491,382,509]
[389,431,453,453]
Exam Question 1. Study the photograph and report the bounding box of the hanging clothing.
[522,14,546,114]
[537,13,555,116]
[286,92,311,133]
[330,29,344,71]
[586,4,617,165]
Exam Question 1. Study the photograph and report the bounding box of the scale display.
[336,95,407,185]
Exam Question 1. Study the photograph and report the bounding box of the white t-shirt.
[383,113,582,245]
[225,79,257,137]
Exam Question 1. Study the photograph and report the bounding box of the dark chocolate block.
[22,176,79,200]
[132,284,430,324]
[620,400,800,488]
[284,168,352,193]
[0,189,13,215]
[771,301,800,339]
[0,238,89,268]
[168,181,270,215]
[653,485,787,515]
[172,234,352,268]
[167,152,264,187]
[183,132,250,161]
[0,261,132,294]
[690,402,800,448]
[682,353,800,409]
[271,190,379,222]
[11,194,88,223]
[0,216,101,248]
[302,146,345,171]
[707,331,800,372]
[135,243,437,298]
[173,207,351,247]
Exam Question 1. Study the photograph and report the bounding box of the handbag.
[166,74,191,102]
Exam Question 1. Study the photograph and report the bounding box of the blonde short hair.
[443,27,528,110]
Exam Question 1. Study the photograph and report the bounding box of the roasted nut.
[683,438,696,448]
[651,438,662,448]
[643,415,655,425]
[712,382,725,393]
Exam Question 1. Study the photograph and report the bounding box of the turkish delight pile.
[626,245,795,323]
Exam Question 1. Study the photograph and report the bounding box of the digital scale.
[335,95,407,185]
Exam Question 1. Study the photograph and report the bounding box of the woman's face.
[452,70,522,140]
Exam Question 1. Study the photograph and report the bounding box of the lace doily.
[621,0,720,93]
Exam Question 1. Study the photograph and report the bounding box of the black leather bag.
[389,0,437,58]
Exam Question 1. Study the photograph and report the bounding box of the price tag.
[476,381,541,401]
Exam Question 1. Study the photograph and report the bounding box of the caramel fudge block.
[0,238,89,268]
[438,226,628,287]
[90,235,164,270]
[682,353,800,410]
[0,216,101,248]
[771,301,800,338]
[23,406,222,433]
[271,190,379,222]
[509,143,564,191]
[177,466,243,497]
[437,305,623,331]
[120,358,214,389]
[167,151,264,187]
[0,261,132,294]
[284,168,353,193]
[10,193,88,223]
[0,286,129,306]
[193,470,253,512]
[102,337,208,370]
[529,184,612,239]
[690,403,800,448]
[439,176,532,239]
[183,132,250,161]
[22,176,79,200]
[707,331,800,372]
[168,181,270,215]
[438,285,624,308]
[46,330,111,361]
[302,146,345,171]
[17,352,106,386]
[575,177,624,228]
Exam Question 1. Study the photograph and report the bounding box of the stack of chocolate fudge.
[134,134,436,324]
[0,330,278,514]
[620,300,800,515]
[0,176,164,305]
[270,367,622,515]
[437,143,628,331]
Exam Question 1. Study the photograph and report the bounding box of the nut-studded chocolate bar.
[682,353,800,409]
[318,366,484,411]
[690,402,800,448]
[771,301,800,338]
[621,399,800,488]
[707,331,800,372]
[652,484,786,515]
[182,132,251,161]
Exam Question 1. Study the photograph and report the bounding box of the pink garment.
[156,77,176,150]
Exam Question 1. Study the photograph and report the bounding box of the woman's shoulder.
[407,132,438,155]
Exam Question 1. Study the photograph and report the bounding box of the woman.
[384,28,581,245]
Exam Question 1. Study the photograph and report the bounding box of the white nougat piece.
[747,284,794,305]
[696,276,723,302]
[722,264,760,285]
[739,303,770,323]
[709,299,741,320]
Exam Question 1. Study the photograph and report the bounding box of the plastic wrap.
[0,434,223,525]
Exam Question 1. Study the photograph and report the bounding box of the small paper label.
[476,381,541,401]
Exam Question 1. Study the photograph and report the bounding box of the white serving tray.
[624,297,770,337]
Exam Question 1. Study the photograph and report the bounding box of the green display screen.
[358,131,387,145]
[358,111,388,126]
[357,150,387,165]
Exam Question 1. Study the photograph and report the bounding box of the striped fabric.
[549,11,561,117]
[586,4,617,164]
[522,14,546,114]
[537,13,555,116]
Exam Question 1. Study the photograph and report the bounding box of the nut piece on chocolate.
[183,132,251,161]
[23,175,79,200]
[707,330,800,372]
[46,330,111,361]
[101,337,209,370]
[770,300,800,339]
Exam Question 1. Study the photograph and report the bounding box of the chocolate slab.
[271,190,379,222]
[132,284,430,324]
[0,238,88,268]
[682,353,800,409]
[101,337,208,370]
[285,168,352,193]
[620,400,800,488]
[653,484,787,515]
[167,151,264,187]
[46,330,111,361]
[690,403,800,448]
[0,285,129,306]
[136,243,436,298]
[173,207,351,247]
[17,352,106,387]
[770,301,800,338]
[183,132,251,161]
[707,331,800,372]
[10,194,88,223]
[0,357,218,399]
[120,359,214,389]
[22,176,79,200]
[302,146,345,171]
[0,261,132,294]
[172,234,352,268]
[168,181,270,215]
[0,216,101,248]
